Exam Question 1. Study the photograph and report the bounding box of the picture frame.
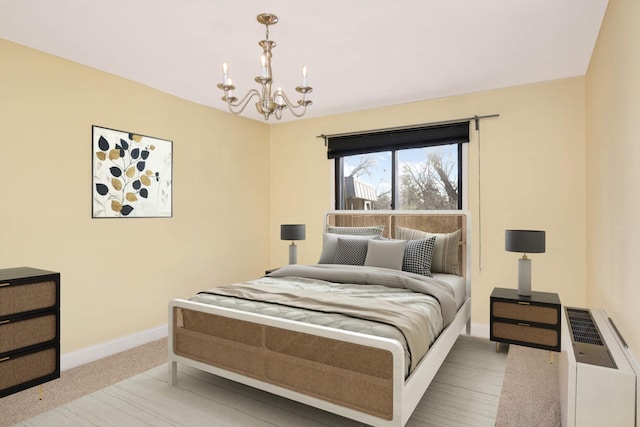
[92,125,172,218]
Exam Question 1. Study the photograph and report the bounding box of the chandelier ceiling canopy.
[217,13,313,121]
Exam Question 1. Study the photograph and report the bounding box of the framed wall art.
[92,125,172,218]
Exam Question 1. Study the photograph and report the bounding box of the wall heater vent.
[560,307,638,427]
[565,308,615,368]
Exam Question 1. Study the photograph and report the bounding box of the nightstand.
[0,267,61,398]
[490,287,561,355]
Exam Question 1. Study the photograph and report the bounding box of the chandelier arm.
[225,89,261,115]
[276,90,310,117]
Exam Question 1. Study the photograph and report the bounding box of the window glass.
[398,145,458,210]
[341,153,391,210]
[336,143,461,210]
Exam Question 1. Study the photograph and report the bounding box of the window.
[328,122,469,210]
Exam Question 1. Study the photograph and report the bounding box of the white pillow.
[364,239,408,270]
[318,233,378,264]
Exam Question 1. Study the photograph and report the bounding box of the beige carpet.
[495,344,561,426]
[0,339,168,427]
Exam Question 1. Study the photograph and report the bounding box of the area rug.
[495,344,561,426]
[14,335,507,427]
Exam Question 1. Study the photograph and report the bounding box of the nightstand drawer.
[0,280,57,317]
[492,321,558,348]
[0,345,58,395]
[492,301,558,325]
[0,313,57,354]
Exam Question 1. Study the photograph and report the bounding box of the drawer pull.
[518,322,531,327]
[0,356,9,362]
[0,319,9,325]
[517,301,530,305]
[0,282,10,287]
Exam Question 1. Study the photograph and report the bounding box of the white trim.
[469,322,490,339]
[61,324,168,371]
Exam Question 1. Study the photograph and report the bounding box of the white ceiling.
[0,0,608,122]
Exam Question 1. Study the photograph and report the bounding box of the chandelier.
[217,13,313,121]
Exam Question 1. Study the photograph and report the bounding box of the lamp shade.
[505,230,545,254]
[281,224,306,241]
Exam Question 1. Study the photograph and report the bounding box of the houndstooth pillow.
[402,237,436,277]
[334,237,370,265]
[396,227,461,275]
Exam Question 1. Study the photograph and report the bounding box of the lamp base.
[517,257,532,296]
[289,242,298,265]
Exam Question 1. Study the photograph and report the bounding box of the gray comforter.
[192,264,456,374]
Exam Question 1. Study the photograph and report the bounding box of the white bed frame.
[168,210,471,427]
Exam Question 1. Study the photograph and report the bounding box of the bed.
[168,210,471,427]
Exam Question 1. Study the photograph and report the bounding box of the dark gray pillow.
[318,233,378,264]
[334,237,370,265]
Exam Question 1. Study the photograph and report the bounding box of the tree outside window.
[337,144,460,210]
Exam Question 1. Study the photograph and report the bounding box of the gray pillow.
[364,239,408,270]
[396,227,461,275]
[334,237,370,265]
[318,233,378,264]
[327,225,384,236]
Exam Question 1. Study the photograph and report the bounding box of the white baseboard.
[61,324,168,371]
[469,322,490,339]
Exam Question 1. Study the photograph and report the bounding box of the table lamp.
[281,224,306,264]
[505,230,545,296]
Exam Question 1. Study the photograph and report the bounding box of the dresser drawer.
[0,346,58,397]
[492,301,558,325]
[0,313,57,354]
[0,281,57,317]
[492,321,559,348]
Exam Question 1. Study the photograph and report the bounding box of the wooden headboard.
[325,210,470,284]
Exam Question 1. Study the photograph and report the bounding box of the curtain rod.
[317,113,500,141]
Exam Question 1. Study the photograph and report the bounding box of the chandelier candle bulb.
[222,63,229,84]
[275,87,284,105]
[302,66,308,86]
[261,55,268,77]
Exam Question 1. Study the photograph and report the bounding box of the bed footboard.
[169,300,406,423]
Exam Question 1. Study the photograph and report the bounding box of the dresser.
[490,287,561,352]
[0,267,60,398]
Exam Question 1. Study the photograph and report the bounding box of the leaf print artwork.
[92,126,172,218]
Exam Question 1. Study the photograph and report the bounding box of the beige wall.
[0,39,271,353]
[4,21,617,356]
[586,0,640,355]
[270,78,588,326]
